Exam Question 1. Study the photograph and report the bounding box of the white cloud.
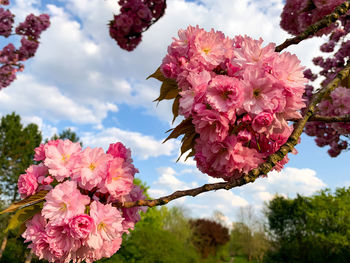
[81,127,178,160]
[0,74,107,125]
[238,167,326,209]
[5,0,325,128]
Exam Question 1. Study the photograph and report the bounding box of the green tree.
[47,128,82,146]
[264,188,350,263]
[99,206,199,263]
[0,113,42,261]
[0,112,42,202]
[230,207,270,262]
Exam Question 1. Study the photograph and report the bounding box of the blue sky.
[0,0,349,223]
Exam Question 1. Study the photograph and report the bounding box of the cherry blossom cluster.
[304,84,350,157]
[280,0,350,157]
[109,0,166,51]
[0,0,50,90]
[159,26,307,180]
[17,139,146,263]
[280,0,346,36]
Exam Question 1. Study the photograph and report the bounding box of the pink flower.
[18,164,49,198]
[331,86,350,115]
[270,52,307,88]
[107,142,132,163]
[22,214,57,262]
[45,223,81,259]
[99,158,135,200]
[233,36,276,66]
[69,214,94,239]
[18,172,38,199]
[252,112,274,133]
[42,181,90,225]
[192,28,232,69]
[121,185,147,232]
[192,109,230,142]
[71,147,112,190]
[92,239,122,260]
[206,75,243,112]
[34,144,45,161]
[44,139,81,182]
[86,201,123,250]
[22,213,47,244]
[241,66,284,115]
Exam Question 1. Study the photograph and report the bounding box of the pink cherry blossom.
[206,75,243,112]
[252,112,274,133]
[71,147,112,190]
[86,201,123,250]
[18,172,38,198]
[44,139,81,182]
[121,185,147,232]
[69,214,94,240]
[42,180,90,225]
[99,157,135,200]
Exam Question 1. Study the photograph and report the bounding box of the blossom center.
[89,163,96,171]
[97,222,106,231]
[253,89,261,98]
[61,154,70,162]
[202,47,211,54]
[60,202,67,211]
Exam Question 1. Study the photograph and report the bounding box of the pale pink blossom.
[86,201,123,250]
[241,66,284,115]
[99,157,135,200]
[206,75,243,112]
[71,147,112,190]
[42,181,90,225]
[233,36,276,66]
[45,223,81,259]
[44,139,81,182]
[269,51,307,88]
[193,28,231,69]
[22,214,57,262]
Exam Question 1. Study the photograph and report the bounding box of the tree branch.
[289,114,350,123]
[116,63,350,209]
[275,0,350,52]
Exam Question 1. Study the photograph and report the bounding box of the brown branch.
[275,1,350,52]
[289,114,350,123]
[115,63,350,209]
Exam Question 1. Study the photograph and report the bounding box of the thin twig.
[115,63,350,209]
[275,1,350,52]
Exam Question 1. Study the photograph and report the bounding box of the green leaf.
[0,190,48,215]
[147,67,166,82]
[5,203,43,233]
[172,96,180,124]
[163,118,194,143]
[154,78,179,102]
